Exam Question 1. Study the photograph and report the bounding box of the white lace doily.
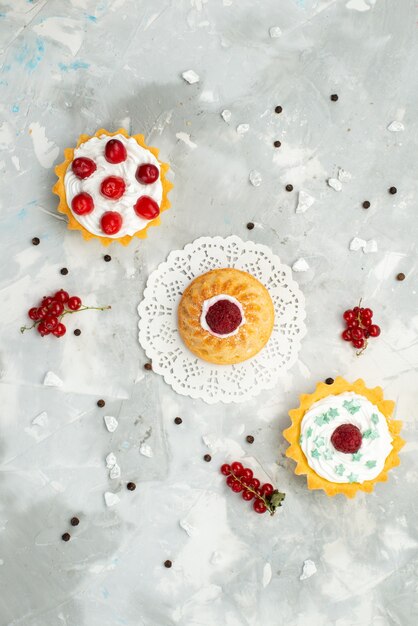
[138,236,306,404]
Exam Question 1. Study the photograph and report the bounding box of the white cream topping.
[64,134,162,238]
[300,392,393,484]
[200,294,246,338]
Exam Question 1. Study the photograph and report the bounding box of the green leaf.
[269,491,286,508]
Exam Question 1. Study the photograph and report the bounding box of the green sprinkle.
[323,449,333,460]
[352,452,363,462]
[366,460,377,469]
[335,464,345,476]
[314,436,325,448]
[371,413,379,425]
[307,427,313,438]
[343,400,361,415]
[328,408,339,418]
[311,449,320,458]
[315,411,332,426]
[348,473,359,483]
[363,429,379,440]
[299,435,303,445]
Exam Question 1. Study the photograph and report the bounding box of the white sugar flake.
[296,190,315,214]
[269,26,282,38]
[104,415,118,433]
[300,559,317,580]
[32,411,48,427]
[105,452,117,469]
[236,124,249,135]
[109,463,121,479]
[249,170,262,187]
[328,178,342,192]
[43,371,63,387]
[182,70,199,84]
[221,109,232,123]
[104,492,119,507]
[139,444,153,458]
[387,121,404,132]
[292,258,310,272]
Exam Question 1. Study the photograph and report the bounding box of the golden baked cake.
[178,268,274,365]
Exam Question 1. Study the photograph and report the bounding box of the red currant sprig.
[220,461,285,516]
[342,300,381,355]
[21,289,111,338]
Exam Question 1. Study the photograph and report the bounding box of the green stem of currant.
[20,305,111,334]
[355,298,368,357]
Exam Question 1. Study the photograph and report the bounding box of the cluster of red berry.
[22,290,110,338]
[342,305,381,353]
[220,461,285,515]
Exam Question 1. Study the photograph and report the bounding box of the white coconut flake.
[296,190,315,214]
[210,551,223,565]
[32,411,48,427]
[182,70,200,84]
[349,237,367,251]
[249,170,262,187]
[139,444,153,458]
[262,562,272,587]
[175,132,197,149]
[179,519,198,537]
[221,109,232,123]
[338,168,352,182]
[327,178,343,192]
[300,559,317,580]
[364,239,378,253]
[236,123,249,134]
[387,121,404,132]
[104,492,119,507]
[43,371,63,387]
[104,415,118,433]
[109,463,121,479]
[105,452,117,469]
[292,258,310,272]
[269,26,282,38]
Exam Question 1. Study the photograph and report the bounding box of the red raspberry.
[331,424,362,454]
[72,157,96,179]
[205,299,242,335]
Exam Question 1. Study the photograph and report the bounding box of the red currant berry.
[250,478,260,489]
[72,192,94,216]
[42,296,54,307]
[230,461,244,476]
[48,301,64,316]
[362,308,373,318]
[347,319,359,329]
[353,307,360,315]
[343,310,354,323]
[67,296,82,311]
[136,163,159,185]
[253,499,267,514]
[220,464,231,476]
[242,490,254,501]
[72,157,97,179]
[105,139,127,164]
[134,196,160,220]
[37,322,50,336]
[240,476,251,486]
[361,316,372,327]
[342,329,352,341]
[100,176,126,200]
[101,211,123,235]
[242,468,253,481]
[53,323,66,337]
[226,475,235,488]
[37,306,49,319]
[260,483,274,496]
[351,327,364,341]
[231,480,243,493]
[369,324,381,337]
[54,290,70,304]
[28,307,39,321]
[43,315,59,331]
[352,338,365,349]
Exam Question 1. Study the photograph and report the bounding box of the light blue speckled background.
[0,1,417,625]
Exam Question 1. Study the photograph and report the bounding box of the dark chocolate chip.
[274,105,283,114]
[104,255,111,262]
[62,533,71,542]
[285,184,293,192]
[330,94,339,101]
[174,417,182,425]
[97,399,105,408]
[362,201,370,209]
[396,273,405,281]
[246,222,255,230]
[60,267,68,275]
[389,186,397,195]
[164,560,172,568]
[127,482,136,491]
[70,517,79,526]
[203,454,212,462]
[273,140,281,148]
[144,363,152,371]
[32,237,40,246]
[246,435,255,444]
[73,329,81,336]
[325,378,334,385]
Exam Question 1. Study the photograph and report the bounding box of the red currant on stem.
[351,327,364,341]
[231,481,243,493]
[242,490,254,501]
[226,475,235,488]
[343,310,354,323]
[221,462,285,516]
[43,315,59,331]
[342,329,352,341]
[37,322,50,336]
[253,500,267,514]
[220,464,231,476]
[53,323,66,337]
[352,338,365,349]
[67,296,82,311]
[28,307,39,321]
[250,478,260,489]
[260,483,274,496]
[54,290,70,303]
[42,296,54,307]
[369,324,381,337]
[49,301,64,316]
[230,461,244,476]
[242,468,253,481]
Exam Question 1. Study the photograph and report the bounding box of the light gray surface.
[0,1,417,625]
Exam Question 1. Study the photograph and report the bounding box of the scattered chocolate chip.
[97,399,105,408]
[31,237,40,246]
[70,517,79,527]
[62,533,71,542]
[246,435,255,444]
[285,184,293,192]
[389,186,397,195]
[164,560,172,568]
[325,377,334,385]
[274,105,283,114]
[273,140,281,148]
[73,329,81,336]
[60,267,68,275]
[362,201,370,209]
[246,222,255,230]
[396,273,405,281]
[174,417,183,425]
[127,482,136,491]
[144,362,153,371]
[203,454,212,462]
[330,94,339,101]
[104,255,111,262]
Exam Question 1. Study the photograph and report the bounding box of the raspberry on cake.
[53,128,173,246]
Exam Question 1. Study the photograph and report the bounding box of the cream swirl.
[300,392,393,483]
[64,134,162,238]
